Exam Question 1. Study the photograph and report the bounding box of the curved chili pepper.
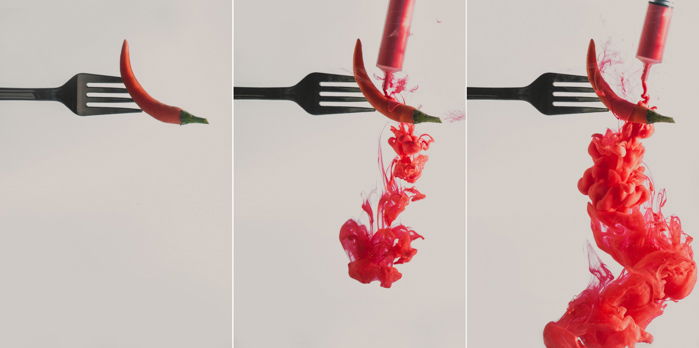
[120,40,208,125]
[353,39,441,124]
[586,39,673,124]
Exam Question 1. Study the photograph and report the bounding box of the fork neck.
[233,86,292,100]
[466,87,525,100]
[0,87,59,101]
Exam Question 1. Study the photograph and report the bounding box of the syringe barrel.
[377,0,416,72]
[636,0,673,65]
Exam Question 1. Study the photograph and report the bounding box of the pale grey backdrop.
[0,1,231,347]
[469,0,699,346]
[234,0,464,347]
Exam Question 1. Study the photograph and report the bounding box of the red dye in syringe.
[377,0,416,96]
[544,41,695,348]
[637,0,673,103]
[637,0,672,65]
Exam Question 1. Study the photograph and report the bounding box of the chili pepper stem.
[412,109,441,124]
[646,109,674,124]
[179,110,209,125]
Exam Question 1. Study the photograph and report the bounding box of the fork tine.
[316,73,356,83]
[87,87,128,93]
[87,96,134,103]
[82,74,123,83]
[553,96,601,102]
[552,74,590,83]
[313,106,374,115]
[320,96,367,102]
[320,86,362,93]
[82,107,141,116]
[553,86,595,93]
[548,106,608,115]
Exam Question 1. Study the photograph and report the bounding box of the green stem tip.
[180,110,209,125]
[412,109,442,124]
[646,109,674,124]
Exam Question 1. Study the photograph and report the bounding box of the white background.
[469,0,699,346]
[234,0,464,347]
[0,1,231,347]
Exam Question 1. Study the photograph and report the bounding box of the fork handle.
[0,88,58,101]
[234,87,292,100]
[467,87,525,100]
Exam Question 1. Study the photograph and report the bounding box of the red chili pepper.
[586,39,673,124]
[120,40,208,125]
[353,39,441,124]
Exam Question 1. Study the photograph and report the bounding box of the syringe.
[637,0,673,102]
[637,0,673,65]
[377,0,416,95]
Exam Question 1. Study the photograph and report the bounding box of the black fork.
[0,73,140,116]
[467,73,608,115]
[234,72,374,115]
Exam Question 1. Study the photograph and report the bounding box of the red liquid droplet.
[545,120,696,347]
[640,63,651,104]
[545,47,695,346]
[339,123,434,288]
